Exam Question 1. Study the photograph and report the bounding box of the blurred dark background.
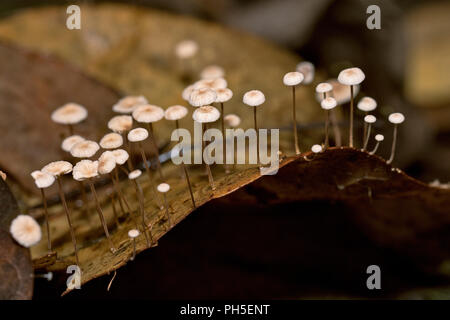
[0,0,448,299]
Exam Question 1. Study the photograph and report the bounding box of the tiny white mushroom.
[283,72,304,154]
[100,133,123,150]
[157,183,172,227]
[316,83,333,95]
[387,113,405,164]
[128,128,149,142]
[108,115,133,134]
[321,97,337,148]
[70,140,100,158]
[296,61,315,84]
[193,78,228,91]
[182,85,195,102]
[362,115,377,151]
[112,149,130,166]
[112,96,148,114]
[61,135,85,153]
[243,90,265,164]
[175,40,198,59]
[311,144,323,153]
[164,105,188,121]
[200,65,225,79]
[224,114,241,127]
[370,134,384,155]
[128,229,140,260]
[98,151,117,175]
[358,97,377,147]
[51,103,88,134]
[189,88,217,107]
[128,169,142,180]
[10,215,41,248]
[337,67,365,147]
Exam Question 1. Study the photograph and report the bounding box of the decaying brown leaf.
[27,147,450,295]
[0,179,33,300]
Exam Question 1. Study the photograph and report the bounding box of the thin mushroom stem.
[202,123,216,190]
[349,85,354,147]
[162,193,172,228]
[292,86,300,154]
[88,178,116,253]
[220,102,226,165]
[138,141,163,209]
[40,188,52,255]
[146,123,164,179]
[325,92,342,147]
[110,172,126,217]
[132,179,151,247]
[253,107,260,165]
[122,132,134,171]
[113,168,132,214]
[176,120,196,208]
[131,238,136,261]
[387,124,398,164]
[369,141,380,155]
[362,111,368,148]
[362,123,372,151]
[56,177,80,267]
[324,110,330,149]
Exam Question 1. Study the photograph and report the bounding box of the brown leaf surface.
[0,179,33,300]
[28,147,450,295]
[0,42,120,195]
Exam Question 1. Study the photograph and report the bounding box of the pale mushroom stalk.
[362,111,369,147]
[87,178,116,253]
[349,85,355,147]
[175,120,196,208]
[291,86,300,154]
[111,170,132,216]
[162,192,172,228]
[324,109,330,149]
[40,188,52,254]
[110,194,120,228]
[122,133,134,171]
[202,122,216,190]
[370,141,380,155]
[253,107,260,164]
[369,135,384,155]
[137,141,163,209]
[362,121,373,151]
[131,238,137,261]
[131,179,152,247]
[323,92,341,147]
[146,123,164,179]
[56,177,80,266]
[387,124,399,164]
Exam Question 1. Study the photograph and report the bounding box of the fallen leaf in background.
[0,179,33,299]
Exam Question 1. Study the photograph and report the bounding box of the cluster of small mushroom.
[283,64,405,162]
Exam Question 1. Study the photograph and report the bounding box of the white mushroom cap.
[192,105,220,123]
[30,172,51,190]
[31,170,55,189]
[51,103,88,125]
[42,161,73,176]
[224,114,241,127]
[175,40,198,59]
[189,88,217,107]
[316,79,360,105]
[311,144,323,153]
[321,97,337,110]
[98,151,116,175]
[215,88,233,103]
[128,128,149,142]
[165,105,188,121]
[315,82,333,93]
[182,85,195,102]
[357,97,377,112]
[375,134,384,142]
[283,72,304,86]
[70,140,100,158]
[73,160,99,181]
[10,215,42,248]
[132,104,165,123]
[128,169,142,180]
[243,90,265,107]
[0,171,6,181]
[112,96,148,114]
[157,183,170,193]
[128,229,140,238]
[200,65,225,79]
[108,115,133,133]
[364,115,377,124]
[193,78,228,91]
[111,149,129,165]
[296,61,315,84]
[388,112,405,124]
[99,133,123,149]
[337,67,365,86]
[61,135,85,153]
